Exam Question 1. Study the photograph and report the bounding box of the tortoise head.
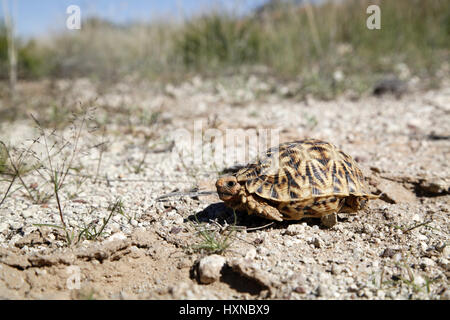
[215,176,241,201]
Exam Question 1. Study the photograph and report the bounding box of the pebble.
[442,246,450,259]
[376,290,385,299]
[393,253,403,262]
[316,284,330,297]
[363,225,375,234]
[414,275,426,287]
[245,248,257,260]
[0,223,9,234]
[440,289,450,300]
[22,211,34,219]
[9,221,22,230]
[197,255,226,284]
[308,237,322,249]
[419,242,428,251]
[416,234,428,241]
[256,246,270,256]
[105,232,127,242]
[437,258,449,271]
[285,224,305,236]
[331,264,342,275]
[420,257,435,267]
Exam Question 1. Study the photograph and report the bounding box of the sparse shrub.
[176,13,262,70]
[0,0,448,95]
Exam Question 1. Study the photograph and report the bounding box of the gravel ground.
[0,76,448,299]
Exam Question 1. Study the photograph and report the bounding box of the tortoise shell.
[236,139,371,201]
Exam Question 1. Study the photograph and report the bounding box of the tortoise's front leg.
[239,190,283,221]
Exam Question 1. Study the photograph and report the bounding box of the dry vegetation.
[1,0,449,96]
[0,0,448,300]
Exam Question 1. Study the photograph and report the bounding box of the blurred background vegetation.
[0,0,449,97]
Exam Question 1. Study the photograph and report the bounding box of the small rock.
[383,211,394,220]
[105,232,127,242]
[378,180,417,204]
[0,223,9,234]
[229,257,277,291]
[416,234,428,241]
[316,284,331,297]
[331,264,342,275]
[256,246,270,256]
[197,255,226,284]
[284,239,294,247]
[22,211,34,219]
[419,242,428,251]
[437,258,449,271]
[245,248,257,260]
[377,290,386,299]
[393,253,403,262]
[294,286,306,294]
[308,237,322,249]
[169,226,183,234]
[420,257,435,268]
[442,246,450,259]
[414,275,426,287]
[285,224,304,236]
[380,248,399,258]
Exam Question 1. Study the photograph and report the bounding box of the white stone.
[367,225,376,233]
[393,253,402,262]
[416,234,428,241]
[105,232,127,242]
[0,223,9,234]
[285,224,304,236]
[198,255,226,284]
[442,246,450,259]
[420,257,435,267]
[244,248,257,260]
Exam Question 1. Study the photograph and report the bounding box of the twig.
[403,220,432,234]
[0,174,16,206]
[156,190,217,201]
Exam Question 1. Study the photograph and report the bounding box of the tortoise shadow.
[187,203,340,230]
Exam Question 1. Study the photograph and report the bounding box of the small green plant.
[380,262,437,295]
[35,198,125,246]
[374,250,441,298]
[29,109,90,225]
[76,199,124,242]
[190,210,237,255]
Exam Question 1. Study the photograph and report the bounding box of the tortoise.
[215,139,378,227]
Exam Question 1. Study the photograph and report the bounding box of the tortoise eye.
[227,181,236,188]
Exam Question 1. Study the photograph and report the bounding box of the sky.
[0,0,268,38]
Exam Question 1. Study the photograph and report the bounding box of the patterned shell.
[235,139,371,202]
